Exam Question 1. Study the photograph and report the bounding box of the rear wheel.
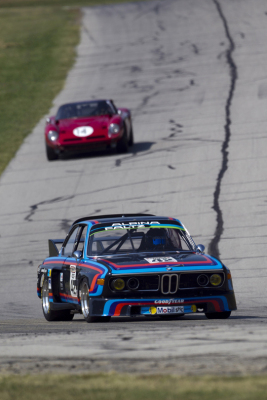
[42,278,74,321]
[80,280,110,323]
[205,311,231,319]
[46,143,58,161]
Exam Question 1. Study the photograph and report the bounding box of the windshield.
[56,101,113,120]
[87,221,194,256]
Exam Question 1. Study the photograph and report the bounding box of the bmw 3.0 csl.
[45,99,133,160]
[37,214,237,322]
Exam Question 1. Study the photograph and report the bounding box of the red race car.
[45,99,134,160]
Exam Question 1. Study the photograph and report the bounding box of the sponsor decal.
[40,274,45,287]
[157,306,184,314]
[48,278,51,289]
[70,265,77,297]
[149,306,157,315]
[73,126,94,137]
[154,299,184,304]
[47,269,51,277]
[145,257,176,263]
[104,221,160,231]
[60,273,63,282]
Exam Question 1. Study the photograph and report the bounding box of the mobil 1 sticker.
[157,306,184,314]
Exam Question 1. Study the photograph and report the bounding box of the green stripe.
[90,224,185,236]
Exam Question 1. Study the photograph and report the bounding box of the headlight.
[197,274,209,287]
[111,278,125,291]
[127,277,139,290]
[48,130,59,142]
[108,123,120,137]
[210,274,222,286]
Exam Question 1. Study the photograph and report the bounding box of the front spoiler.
[89,292,237,317]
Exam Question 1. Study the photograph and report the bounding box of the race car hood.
[58,116,114,138]
[98,253,223,275]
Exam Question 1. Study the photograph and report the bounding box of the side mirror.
[196,244,205,253]
[73,250,82,260]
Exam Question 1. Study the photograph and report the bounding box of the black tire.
[80,280,110,323]
[205,311,231,319]
[42,278,74,321]
[128,125,134,146]
[116,123,128,154]
[46,143,58,161]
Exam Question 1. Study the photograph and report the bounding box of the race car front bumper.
[89,292,237,317]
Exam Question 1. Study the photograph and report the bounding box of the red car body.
[45,100,133,160]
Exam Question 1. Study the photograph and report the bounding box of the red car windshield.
[56,101,113,120]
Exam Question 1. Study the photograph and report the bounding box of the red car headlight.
[48,130,59,142]
[108,123,120,137]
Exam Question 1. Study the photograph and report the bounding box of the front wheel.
[80,280,110,323]
[42,278,74,321]
[116,124,128,154]
[46,143,58,161]
[205,311,231,319]
[128,125,134,146]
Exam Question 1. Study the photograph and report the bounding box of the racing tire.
[116,123,128,154]
[41,278,74,321]
[128,125,134,146]
[46,143,58,161]
[80,280,111,323]
[205,311,231,319]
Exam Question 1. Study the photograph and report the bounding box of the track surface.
[1,0,267,374]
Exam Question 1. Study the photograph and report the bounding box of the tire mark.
[25,196,74,222]
[208,0,237,258]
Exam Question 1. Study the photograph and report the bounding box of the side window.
[64,226,80,257]
[76,226,88,254]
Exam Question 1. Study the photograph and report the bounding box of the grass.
[0,0,147,6]
[0,5,80,175]
[0,0,148,176]
[1,373,267,400]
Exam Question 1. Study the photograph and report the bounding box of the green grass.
[0,5,80,174]
[0,0,147,6]
[0,0,148,176]
[1,373,267,400]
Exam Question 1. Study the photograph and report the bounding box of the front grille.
[86,135,105,140]
[161,274,178,294]
[138,275,159,291]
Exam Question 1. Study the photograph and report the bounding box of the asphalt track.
[1,0,267,375]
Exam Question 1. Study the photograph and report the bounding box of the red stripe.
[113,299,221,316]
[89,273,101,292]
[43,260,104,274]
[104,255,213,269]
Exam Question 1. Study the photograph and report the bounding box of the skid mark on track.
[25,196,74,222]
[208,0,237,258]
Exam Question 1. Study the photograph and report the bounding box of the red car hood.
[58,116,111,138]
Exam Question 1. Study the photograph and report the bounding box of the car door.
[61,225,88,301]
[61,225,81,300]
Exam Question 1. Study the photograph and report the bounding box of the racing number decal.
[70,265,77,297]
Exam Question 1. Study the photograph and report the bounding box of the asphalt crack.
[208,0,237,258]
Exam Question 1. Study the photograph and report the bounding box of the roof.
[72,213,157,225]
